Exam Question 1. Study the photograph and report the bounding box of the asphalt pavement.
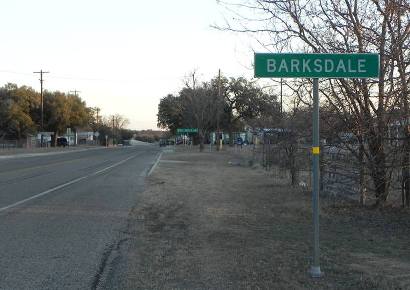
[0,145,160,289]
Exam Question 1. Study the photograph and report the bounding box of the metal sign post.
[311,78,321,277]
[254,52,379,278]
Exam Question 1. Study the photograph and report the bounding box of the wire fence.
[0,137,37,150]
[230,135,407,206]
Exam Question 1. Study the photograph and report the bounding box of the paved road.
[0,145,160,289]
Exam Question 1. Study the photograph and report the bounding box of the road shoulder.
[105,149,410,289]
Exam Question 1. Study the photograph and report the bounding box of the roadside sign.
[254,53,379,78]
[177,128,198,133]
[254,51,380,278]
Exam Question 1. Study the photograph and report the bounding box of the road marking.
[0,154,138,214]
[148,152,163,176]
[92,154,136,175]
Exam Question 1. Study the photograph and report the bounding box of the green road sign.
[254,52,380,278]
[177,128,198,133]
[254,53,379,78]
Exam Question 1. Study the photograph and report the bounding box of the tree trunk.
[52,132,58,147]
[366,124,389,206]
[372,170,388,207]
[288,145,298,186]
[228,128,234,147]
[199,132,205,152]
[359,142,366,206]
[402,153,410,207]
[370,151,388,206]
[290,161,298,186]
[402,122,410,207]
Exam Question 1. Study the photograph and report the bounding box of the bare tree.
[218,0,410,207]
[101,114,129,145]
[181,73,219,151]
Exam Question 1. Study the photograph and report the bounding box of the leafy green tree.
[0,83,40,139]
[44,91,70,143]
[88,107,101,132]
[68,94,90,130]
[157,75,280,150]
[157,94,183,134]
[224,77,278,145]
[95,123,112,146]
[44,91,90,145]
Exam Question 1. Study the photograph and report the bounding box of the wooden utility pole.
[217,69,223,151]
[95,107,100,124]
[34,70,50,147]
[69,90,80,97]
[112,116,115,146]
[33,70,50,133]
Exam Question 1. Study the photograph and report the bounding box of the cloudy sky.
[0,0,262,129]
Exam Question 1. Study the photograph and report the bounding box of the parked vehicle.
[57,137,69,147]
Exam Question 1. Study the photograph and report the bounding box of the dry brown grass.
[119,148,410,289]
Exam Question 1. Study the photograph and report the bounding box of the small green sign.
[254,53,379,78]
[177,128,198,133]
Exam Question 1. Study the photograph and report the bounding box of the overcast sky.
[0,0,260,130]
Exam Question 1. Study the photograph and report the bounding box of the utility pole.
[69,90,80,97]
[34,70,50,147]
[95,107,100,125]
[94,107,101,146]
[68,90,81,146]
[192,72,196,150]
[112,115,115,146]
[217,69,223,151]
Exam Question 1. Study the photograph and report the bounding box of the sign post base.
[309,266,323,278]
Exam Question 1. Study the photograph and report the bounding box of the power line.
[0,70,33,76]
[0,70,179,83]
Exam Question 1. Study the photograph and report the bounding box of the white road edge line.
[0,154,138,214]
[148,152,163,176]
[92,154,135,175]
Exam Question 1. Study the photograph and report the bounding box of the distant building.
[77,131,94,145]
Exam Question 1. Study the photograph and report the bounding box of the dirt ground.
[115,147,410,290]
